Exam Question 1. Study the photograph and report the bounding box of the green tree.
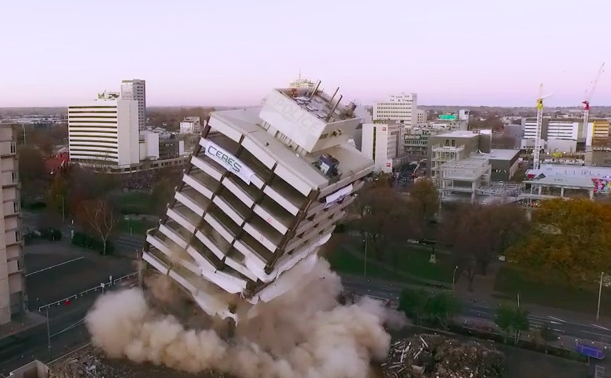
[508,198,611,285]
[398,288,461,329]
[151,178,175,216]
[398,288,428,324]
[494,302,530,344]
[424,292,462,329]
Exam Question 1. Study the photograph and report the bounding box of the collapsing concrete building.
[141,84,374,323]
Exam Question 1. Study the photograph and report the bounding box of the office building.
[0,125,24,325]
[428,130,520,201]
[159,137,185,159]
[416,109,427,125]
[141,85,374,323]
[68,92,140,166]
[373,93,418,127]
[361,122,408,173]
[120,79,147,130]
[179,117,202,134]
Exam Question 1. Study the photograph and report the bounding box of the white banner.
[324,184,353,209]
[201,139,254,184]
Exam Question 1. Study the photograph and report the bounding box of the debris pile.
[382,334,506,378]
[48,345,230,378]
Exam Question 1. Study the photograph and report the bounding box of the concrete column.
[538,186,542,195]
[560,187,565,197]
[590,189,594,200]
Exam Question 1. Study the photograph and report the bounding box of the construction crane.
[582,63,605,143]
[533,84,552,170]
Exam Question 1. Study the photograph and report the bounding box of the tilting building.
[141,85,374,322]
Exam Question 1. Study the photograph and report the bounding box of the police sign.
[201,139,254,184]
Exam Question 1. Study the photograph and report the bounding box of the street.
[342,275,611,344]
[3,228,611,375]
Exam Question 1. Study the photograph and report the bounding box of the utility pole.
[46,306,51,361]
[452,265,459,290]
[597,271,603,321]
[363,237,368,277]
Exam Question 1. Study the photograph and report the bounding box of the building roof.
[434,130,479,139]
[528,164,611,178]
[212,107,373,192]
[524,175,595,189]
[486,149,520,161]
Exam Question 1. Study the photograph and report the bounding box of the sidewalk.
[0,312,47,341]
[340,243,611,327]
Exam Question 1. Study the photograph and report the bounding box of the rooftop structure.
[141,85,374,323]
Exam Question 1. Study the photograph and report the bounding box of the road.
[341,275,611,344]
[3,229,611,374]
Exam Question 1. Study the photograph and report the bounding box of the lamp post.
[597,271,604,321]
[46,306,51,360]
[363,237,368,277]
[452,265,459,290]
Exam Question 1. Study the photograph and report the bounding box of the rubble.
[381,334,506,378]
[48,345,230,378]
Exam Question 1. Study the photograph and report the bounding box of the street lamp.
[363,237,368,277]
[597,271,604,321]
[452,265,459,290]
[45,306,51,360]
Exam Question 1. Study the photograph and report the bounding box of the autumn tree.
[398,288,461,329]
[76,199,118,255]
[406,178,439,240]
[508,198,611,285]
[64,167,119,216]
[351,178,409,262]
[440,202,528,288]
[18,145,47,203]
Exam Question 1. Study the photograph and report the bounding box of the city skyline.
[1,0,610,107]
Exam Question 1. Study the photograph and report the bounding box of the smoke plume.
[86,258,405,378]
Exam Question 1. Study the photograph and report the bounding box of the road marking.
[582,330,611,338]
[548,316,565,322]
[591,324,611,331]
[26,257,85,277]
[550,321,563,325]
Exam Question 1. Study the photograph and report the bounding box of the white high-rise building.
[121,79,146,130]
[416,109,427,125]
[373,93,418,127]
[0,125,24,325]
[141,85,374,323]
[68,92,140,166]
[361,123,404,173]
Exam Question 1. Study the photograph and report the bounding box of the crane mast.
[583,63,605,145]
[533,84,545,170]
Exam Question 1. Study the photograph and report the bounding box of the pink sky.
[0,0,610,107]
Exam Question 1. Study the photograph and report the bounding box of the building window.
[10,142,16,154]
[11,172,17,183]
[15,230,21,242]
[13,201,19,213]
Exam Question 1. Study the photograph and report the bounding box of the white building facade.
[68,93,140,166]
[141,85,374,323]
[361,123,403,173]
[179,117,202,134]
[373,93,418,127]
[0,125,24,325]
[120,79,146,130]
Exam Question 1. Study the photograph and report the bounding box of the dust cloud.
[85,258,406,378]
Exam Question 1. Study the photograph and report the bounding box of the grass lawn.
[326,247,435,286]
[494,266,611,315]
[117,218,156,235]
[343,238,454,284]
[115,192,155,215]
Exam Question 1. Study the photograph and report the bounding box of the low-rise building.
[361,122,409,173]
[179,117,202,134]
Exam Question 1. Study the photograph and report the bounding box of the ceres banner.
[201,139,255,184]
